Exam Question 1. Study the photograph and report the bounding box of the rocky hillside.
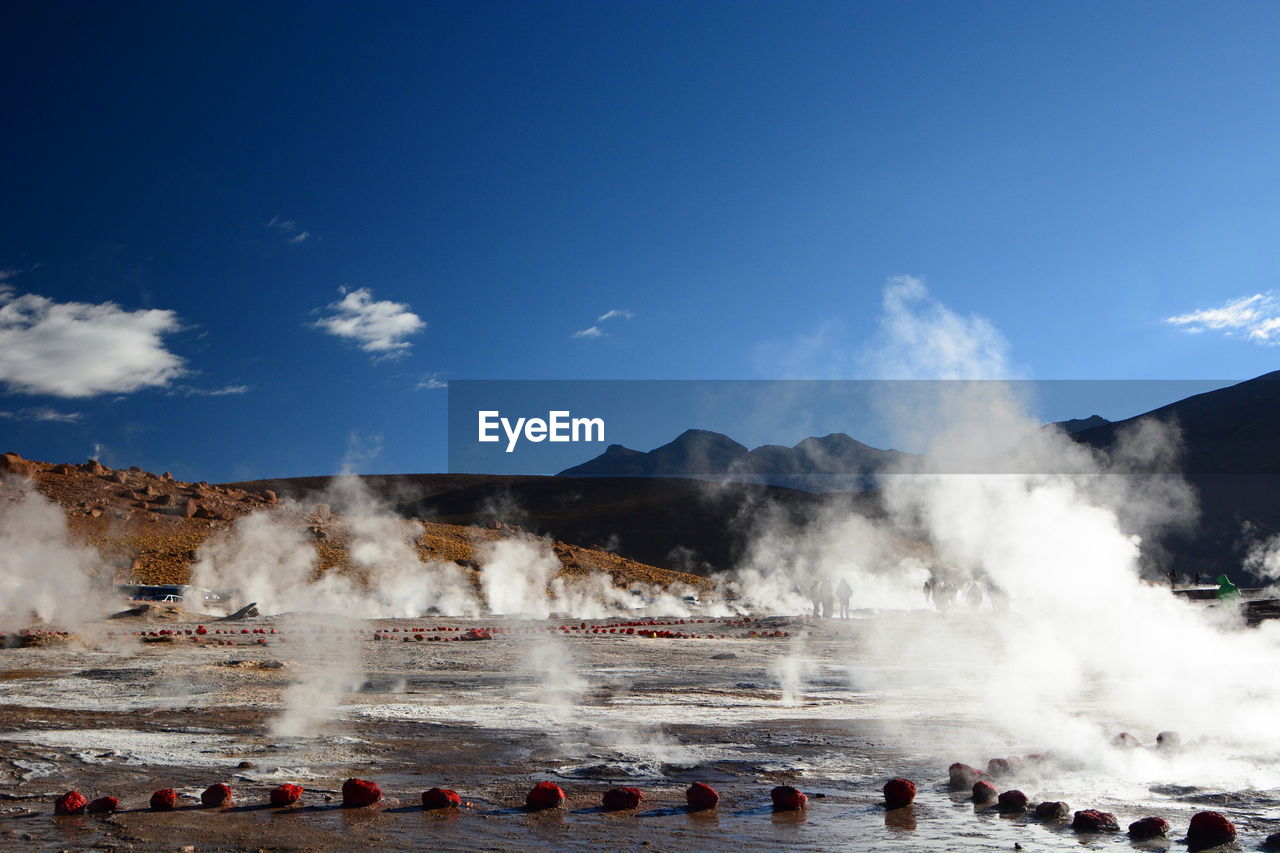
[0,451,710,591]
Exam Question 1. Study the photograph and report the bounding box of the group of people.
[808,578,854,618]
[922,573,1009,612]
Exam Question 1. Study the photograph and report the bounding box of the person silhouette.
[836,577,852,619]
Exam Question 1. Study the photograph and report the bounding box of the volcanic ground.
[3,611,1279,851]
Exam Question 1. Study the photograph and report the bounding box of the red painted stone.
[1072,809,1120,832]
[269,784,304,807]
[1187,811,1236,851]
[342,778,382,808]
[86,796,119,814]
[972,780,998,803]
[201,783,233,807]
[882,778,915,809]
[422,787,462,809]
[770,785,807,811]
[525,781,565,810]
[1127,816,1170,839]
[997,790,1028,813]
[948,762,984,790]
[54,791,87,815]
[602,787,645,810]
[150,788,178,811]
[686,782,719,811]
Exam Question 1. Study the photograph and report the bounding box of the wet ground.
[2,611,1278,851]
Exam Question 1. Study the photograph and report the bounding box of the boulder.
[269,784,304,807]
[81,459,106,476]
[770,785,807,811]
[948,762,985,790]
[150,789,178,810]
[686,782,719,811]
[972,780,998,803]
[986,757,1015,777]
[201,783,233,807]
[997,790,1028,813]
[422,787,462,809]
[54,790,88,815]
[0,452,38,479]
[262,489,278,503]
[1035,801,1070,820]
[182,498,198,518]
[526,781,565,810]
[1112,731,1142,748]
[602,786,645,810]
[1072,809,1120,832]
[1127,816,1170,839]
[342,778,382,808]
[86,796,119,814]
[882,778,915,809]
[1186,810,1236,851]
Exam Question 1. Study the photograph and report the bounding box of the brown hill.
[0,451,709,591]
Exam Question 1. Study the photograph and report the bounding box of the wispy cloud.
[572,308,634,340]
[0,407,82,423]
[173,384,251,397]
[416,371,448,390]
[0,287,186,397]
[597,309,634,322]
[1165,293,1280,343]
[314,286,425,358]
[267,216,311,244]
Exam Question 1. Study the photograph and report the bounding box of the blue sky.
[1,1,1278,481]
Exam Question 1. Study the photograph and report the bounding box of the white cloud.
[314,287,425,358]
[267,216,310,244]
[174,384,251,397]
[416,372,448,390]
[1165,293,1280,343]
[0,407,82,423]
[573,308,634,340]
[0,288,186,397]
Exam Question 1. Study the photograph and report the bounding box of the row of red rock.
[50,774,1262,850]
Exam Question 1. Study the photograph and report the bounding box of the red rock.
[54,790,88,815]
[526,781,565,810]
[422,787,462,809]
[997,790,1028,813]
[948,762,984,790]
[602,786,645,810]
[150,788,178,810]
[269,784,304,807]
[1072,809,1120,832]
[1112,731,1142,748]
[986,757,1014,777]
[882,778,915,809]
[972,780,998,803]
[1127,816,1170,839]
[1035,800,1070,820]
[342,778,382,808]
[686,782,719,811]
[770,785,807,811]
[1187,810,1236,851]
[201,783,233,807]
[86,796,119,814]
[461,628,492,641]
